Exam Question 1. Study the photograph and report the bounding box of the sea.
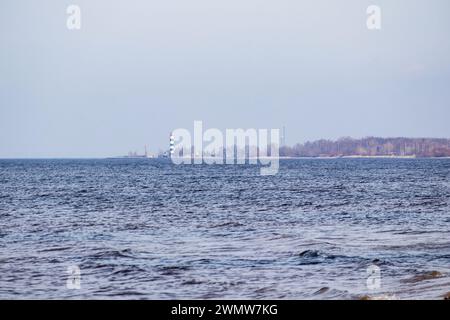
[0,158,449,299]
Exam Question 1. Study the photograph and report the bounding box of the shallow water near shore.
[0,158,449,299]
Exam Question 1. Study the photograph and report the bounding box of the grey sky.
[1,0,449,157]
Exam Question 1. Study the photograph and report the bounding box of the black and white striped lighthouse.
[169,132,175,156]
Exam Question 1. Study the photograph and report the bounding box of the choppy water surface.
[0,159,449,299]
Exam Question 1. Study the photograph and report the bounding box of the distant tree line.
[280,137,450,158]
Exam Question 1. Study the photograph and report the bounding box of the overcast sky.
[1,0,449,157]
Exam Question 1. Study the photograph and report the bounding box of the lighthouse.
[169,132,175,157]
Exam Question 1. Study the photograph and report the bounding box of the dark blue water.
[0,158,449,299]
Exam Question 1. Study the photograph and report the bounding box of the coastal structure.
[281,126,286,147]
[111,146,153,159]
[169,133,175,157]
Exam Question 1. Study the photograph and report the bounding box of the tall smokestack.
[281,126,286,146]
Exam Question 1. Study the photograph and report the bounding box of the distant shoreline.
[279,137,450,158]
[279,155,450,159]
[1,156,450,160]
